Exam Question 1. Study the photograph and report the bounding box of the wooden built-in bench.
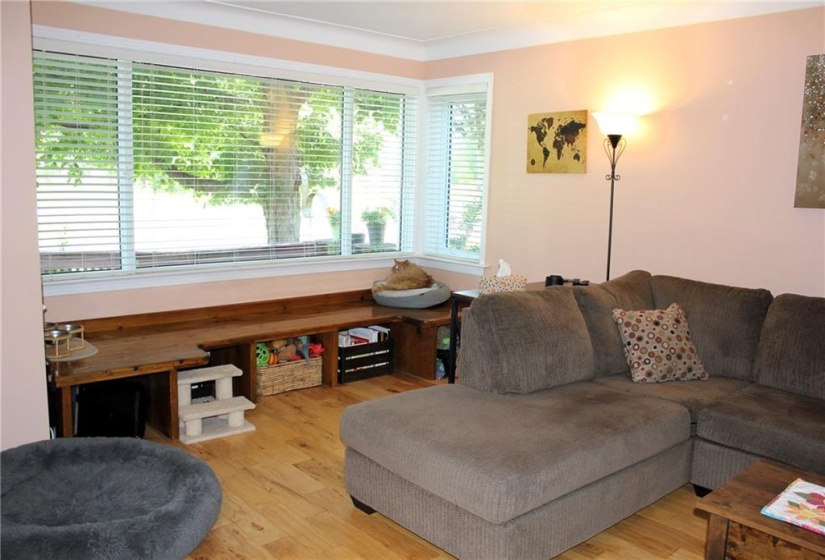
[47,289,451,440]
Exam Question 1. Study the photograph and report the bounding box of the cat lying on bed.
[372,260,433,293]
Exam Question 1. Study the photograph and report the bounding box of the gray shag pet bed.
[372,281,451,309]
[1,437,222,560]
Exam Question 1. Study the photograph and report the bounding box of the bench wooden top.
[48,292,451,388]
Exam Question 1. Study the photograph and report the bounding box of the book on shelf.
[338,331,350,347]
[348,327,379,343]
[338,326,391,346]
[761,477,825,536]
[368,325,391,341]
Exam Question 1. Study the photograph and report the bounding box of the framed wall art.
[527,110,588,174]
[794,54,825,208]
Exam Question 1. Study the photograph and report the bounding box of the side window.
[424,86,490,262]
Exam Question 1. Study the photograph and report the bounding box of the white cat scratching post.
[177,364,255,444]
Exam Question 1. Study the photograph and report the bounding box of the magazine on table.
[761,478,825,536]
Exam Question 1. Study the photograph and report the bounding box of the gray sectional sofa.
[339,270,825,559]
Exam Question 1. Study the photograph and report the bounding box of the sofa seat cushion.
[340,383,690,525]
[696,384,825,474]
[592,374,748,421]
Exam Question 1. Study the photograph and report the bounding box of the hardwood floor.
[148,373,709,559]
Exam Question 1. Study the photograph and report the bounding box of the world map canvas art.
[527,110,587,174]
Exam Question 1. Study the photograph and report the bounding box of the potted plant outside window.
[361,206,395,245]
[327,208,341,241]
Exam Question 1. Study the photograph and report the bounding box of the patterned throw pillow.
[611,303,709,383]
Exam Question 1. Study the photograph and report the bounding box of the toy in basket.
[256,337,325,397]
[479,259,527,294]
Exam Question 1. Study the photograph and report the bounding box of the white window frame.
[418,76,493,270]
[34,26,489,296]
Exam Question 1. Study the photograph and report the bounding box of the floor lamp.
[592,112,637,281]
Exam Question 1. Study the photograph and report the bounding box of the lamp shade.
[592,112,638,136]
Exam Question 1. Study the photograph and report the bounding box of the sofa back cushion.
[458,287,594,394]
[573,270,655,377]
[651,275,773,380]
[753,293,825,400]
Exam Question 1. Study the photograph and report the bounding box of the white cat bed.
[372,281,451,309]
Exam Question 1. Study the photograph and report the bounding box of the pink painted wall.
[1,1,51,449]
[31,1,425,80]
[30,1,440,322]
[429,8,825,296]
[3,1,824,446]
[51,267,472,321]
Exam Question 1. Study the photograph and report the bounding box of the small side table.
[695,460,825,559]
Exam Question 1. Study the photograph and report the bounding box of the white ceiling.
[208,1,649,42]
[75,1,823,61]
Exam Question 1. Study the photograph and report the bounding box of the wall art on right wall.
[794,53,825,208]
[526,110,588,174]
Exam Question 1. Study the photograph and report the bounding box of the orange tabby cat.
[373,260,434,293]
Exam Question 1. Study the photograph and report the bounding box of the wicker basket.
[257,356,323,397]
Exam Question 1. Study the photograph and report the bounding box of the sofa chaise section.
[344,442,691,560]
[341,383,690,524]
[340,287,694,559]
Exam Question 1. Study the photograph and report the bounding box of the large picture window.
[34,51,414,279]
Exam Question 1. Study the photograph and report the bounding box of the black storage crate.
[338,338,394,383]
[75,380,148,438]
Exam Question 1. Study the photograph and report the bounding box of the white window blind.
[34,50,415,279]
[424,87,489,261]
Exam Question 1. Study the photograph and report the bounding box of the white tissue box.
[478,274,528,294]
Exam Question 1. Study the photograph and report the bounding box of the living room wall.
[31,1,474,323]
[35,3,825,325]
[427,7,825,298]
[1,2,823,445]
[1,1,51,449]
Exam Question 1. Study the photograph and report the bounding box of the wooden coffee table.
[696,460,825,559]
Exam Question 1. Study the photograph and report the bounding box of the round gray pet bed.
[372,281,451,309]
[1,437,222,560]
